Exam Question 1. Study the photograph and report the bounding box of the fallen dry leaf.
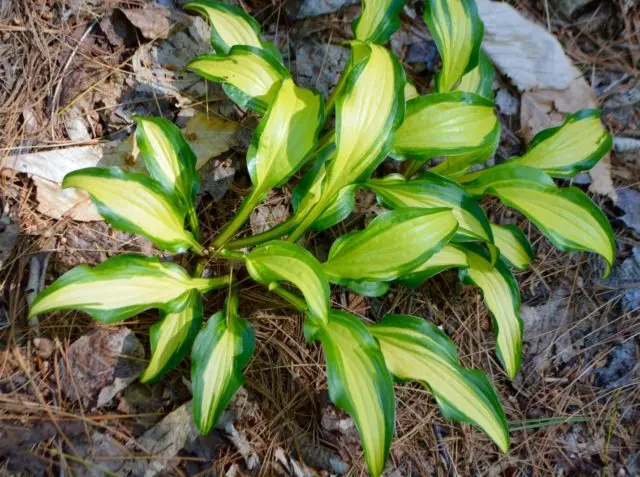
[116,7,191,40]
[2,113,238,221]
[182,113,239,169]
[519,68,598,142]
[476,0,574,91]
[3,136,142,221]
[477,1,616,201]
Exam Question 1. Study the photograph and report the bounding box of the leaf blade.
[191,302,255,434]
[141,290,203,382]
[512,109,612,178]
[392,92,499,161]
[459,246,523,379]
[353,0,406,44]
[63,167,201,254]
[366,172,493,242]
[246,241,330,323]
[370,314,509,452]
[134,116,200,229]
[184,0,268,54]
[187,46,288,114]
[424,0,484,92]
[465,165,616,275]
[399,244,468,288]
[323,208,458,282]
[490,224,535,270]
[28,255,228,323]
[454,50,495,99]
[305,311,395,477]
[247,78,324,192]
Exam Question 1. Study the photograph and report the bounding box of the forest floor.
[0,0,639,475]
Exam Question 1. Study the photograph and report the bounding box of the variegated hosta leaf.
[462,163,556,194]
[141,290,203,382]
[187,46,289,114]
[305,311,395,477]
[511,109,612,178]
[288,42,405,240]
[404,80,419,100]
[366,172,493,242]
[212,79,323,248]
[134,116,200,232]
[491,224,535,270]
[191,294,255,434]
[323,208,458,283]
[424,0,484,92]
[63,168,202,254]
[184,0,280,59]
[429,124,500,178]
[353,0,406,44]
[29,255,229,324]
[454,50,495,99]
[399,244,468,288]
[247,78,324,192]
[246,241,330,323]
[392,92,499,161]
[312,185,357,232]
[291,146,334,215]
[464,164,616,276]
[459,246,523,379]
[370,314,509,452]
[345,280,391,298]
[327,42,405,185]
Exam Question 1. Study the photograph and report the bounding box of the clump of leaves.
[30,0,614,474]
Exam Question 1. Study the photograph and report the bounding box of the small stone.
[295,41,349,99]
[604,246,640,313]
[617,187,640,234]
[291,0,357,19]
[495,88,519,116]
[33,337,53,359]
[405,40,440,73]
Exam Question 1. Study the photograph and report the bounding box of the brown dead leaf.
[2,113,238,222]
[116,7,191,40]
[182,113,239,169]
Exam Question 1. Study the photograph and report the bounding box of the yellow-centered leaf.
[490,224,535,270]
[63,168,202,254]
[141,290,203,382]
[305,311,395,477]
[187,46,288,114]
[191,294,255,434]
[393,92,499,161]
[246,241,330,324]
[353,0,405,44]
[323,208,458,282]
[371,314,509,452]
[424,0,484,92]
[29,255,228,324]
[512,109,612,178]
[460,246,523,379]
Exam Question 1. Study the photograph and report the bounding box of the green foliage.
[30,1,616,475]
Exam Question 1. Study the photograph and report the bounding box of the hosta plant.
[30,0,615,474]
